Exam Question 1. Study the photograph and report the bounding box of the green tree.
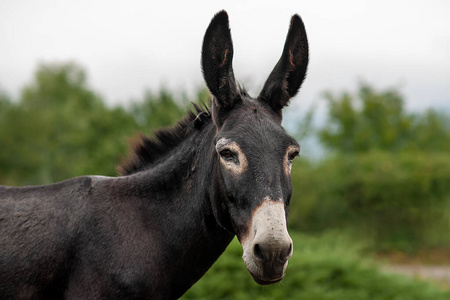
[410,109,450,152]
[131,88,186,131]
[319,84,449,153]
[0,62,211,186]
[0,62,138,185]
[0,91,17,183]
[131,87,211,132]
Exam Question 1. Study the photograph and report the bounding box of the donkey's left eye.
[220,149,238,163]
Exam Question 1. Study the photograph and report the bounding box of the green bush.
[182,232,450,299]
[289,151,450,252]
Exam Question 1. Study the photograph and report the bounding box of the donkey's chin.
[243,257,289,285]
[248,270,284,285]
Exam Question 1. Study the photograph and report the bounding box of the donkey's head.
[202,11,308,284]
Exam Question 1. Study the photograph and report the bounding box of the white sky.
[0,0,449,117]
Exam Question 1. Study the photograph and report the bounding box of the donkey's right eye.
[220,149,238,163]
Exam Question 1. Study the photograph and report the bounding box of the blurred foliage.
[0,62,209,185]
[0,62,137,185]
[182,232,450,299]
[302,84,450,251]
[319,84,450,153]
[289,152,450,252]
[130,88,210,131]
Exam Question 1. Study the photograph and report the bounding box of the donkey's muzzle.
[240,200,293,285]
[249,237,293,284]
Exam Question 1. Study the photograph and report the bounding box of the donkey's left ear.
[258,14,309,118]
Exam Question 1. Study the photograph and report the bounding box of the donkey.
[0,10,308,299]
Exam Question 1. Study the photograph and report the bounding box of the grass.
[182,231,450,300]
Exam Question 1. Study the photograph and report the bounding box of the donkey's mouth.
[248,270,283,285]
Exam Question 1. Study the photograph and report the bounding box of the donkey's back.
[0,176,99,298]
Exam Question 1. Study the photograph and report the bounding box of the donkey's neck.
[119,122,233,298]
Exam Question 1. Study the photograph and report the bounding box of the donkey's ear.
[258,14,309,116]
[201,10,238,110]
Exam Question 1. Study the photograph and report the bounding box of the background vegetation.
[1,62,450,298]
[183,234,450,300]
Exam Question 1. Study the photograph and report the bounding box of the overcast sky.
[1,0,449,118]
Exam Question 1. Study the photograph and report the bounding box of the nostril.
[253,243,264,260]
[280,242,293,261]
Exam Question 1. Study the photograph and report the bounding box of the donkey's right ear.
[258,14,309,119]
[201,10,238,110]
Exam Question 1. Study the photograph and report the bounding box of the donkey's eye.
[288,151,299,163]
[220,149,238,163]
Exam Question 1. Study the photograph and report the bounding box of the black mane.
[118,103,212,176]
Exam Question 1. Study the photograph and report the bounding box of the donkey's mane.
[118,87,250,176]
[118,103,212,176]
[117,84,248,175]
